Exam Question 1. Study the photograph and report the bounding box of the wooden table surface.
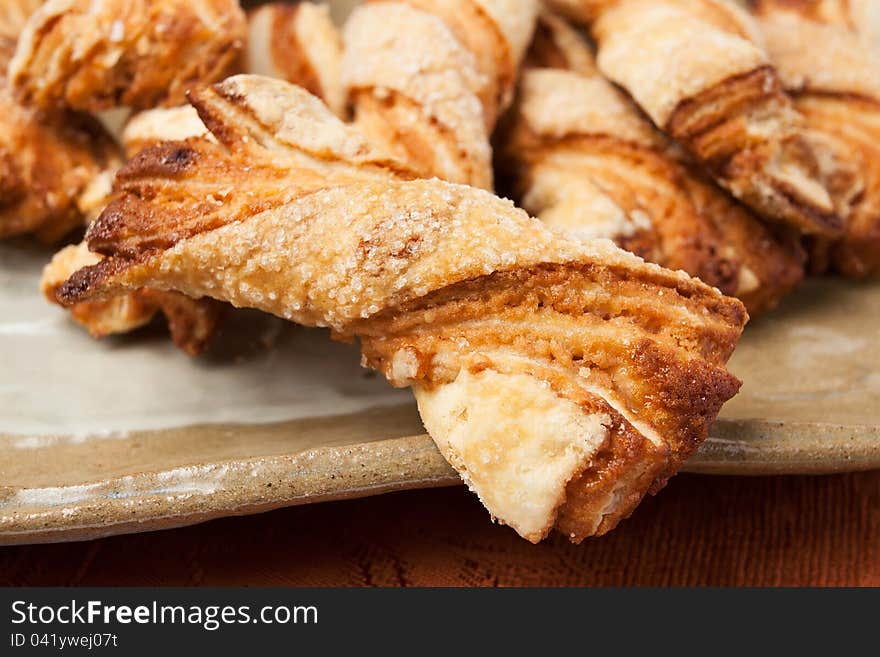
[2,471,878,586]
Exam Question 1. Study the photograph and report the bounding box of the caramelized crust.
[245,2,345,117]
[0,38,120,240]
[501,15,804,314]
[39,111,223,355]
[57,75,746,542]
[342,0,538,188]
[752,1,880,277]
[90,79,414,260]
[43,97,225,353]
[9,0,246,111]
[546,0,844,236]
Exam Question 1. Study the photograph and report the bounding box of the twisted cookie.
[57,75,746,542]
[546,0,845,237]
[9,0,247,111]
[500,14,804,314]
[122,1,348,170]
[342,0,538,189]
[750,1,880,277]
[0,34,120,241]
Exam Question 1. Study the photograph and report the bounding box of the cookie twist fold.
[9,0,247,111]
[342,0,539,189]
[57,75,746,542]
[500,13,804,314]
[750,1,880,278]
[546,0,845,237]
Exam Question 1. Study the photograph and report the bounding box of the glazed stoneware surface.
[2,235,879,544]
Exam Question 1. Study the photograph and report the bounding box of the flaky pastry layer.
[501,13,804,313]
[9,0,246,111]
[342,0,538,189]
[245,2,346,118]
[0,38,120,241]
[547,0,845,236]
[752,1,880,277]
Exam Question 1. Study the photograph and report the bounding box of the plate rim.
[3,419,878,545]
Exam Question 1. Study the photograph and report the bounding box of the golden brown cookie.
[500,14,805,314]
[57,75,746,542]
[546,0,847,236]
[751,0,880,277]
[9,0,246,111]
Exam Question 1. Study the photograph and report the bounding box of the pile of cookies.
[2,0,877,542]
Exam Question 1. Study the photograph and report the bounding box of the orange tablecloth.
[2,472,878,586]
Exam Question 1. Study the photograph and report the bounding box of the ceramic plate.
[2,234,879,545]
